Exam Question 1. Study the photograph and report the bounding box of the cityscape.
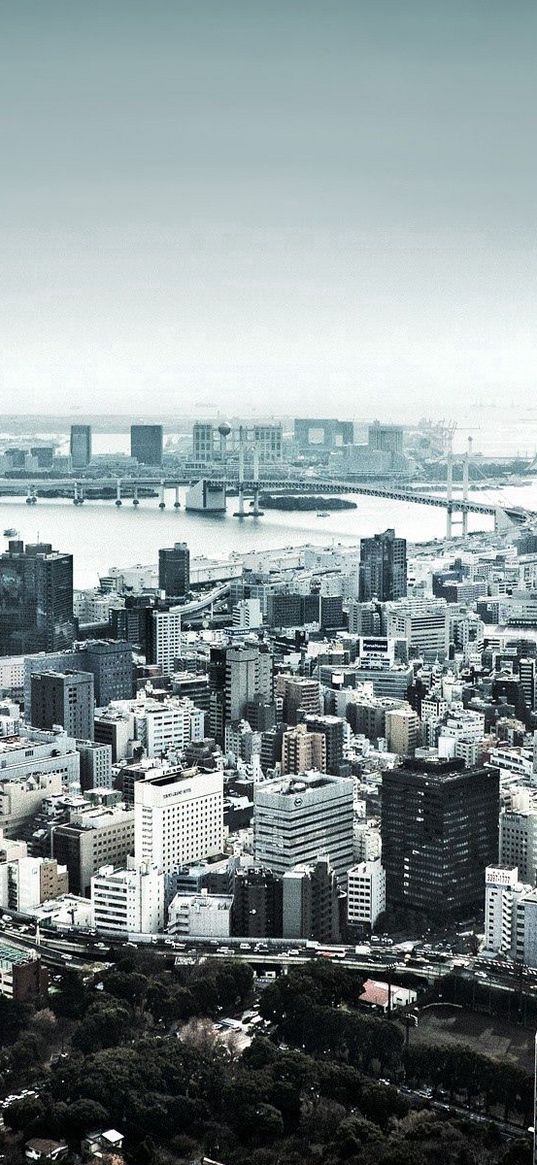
[2,2,536,1165]
[0,413,537,1163]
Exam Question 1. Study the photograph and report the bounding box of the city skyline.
[1,1,536,418]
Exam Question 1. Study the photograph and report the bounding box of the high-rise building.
[77,740,113,792]
[225,644,273,724]
[304,714,346,775]
[30,670,94,741]
[81,641,134,706]
[192,422,215,463]
[254,771,354,879]
[232,867,283,937]
[499,795,537,885]
[134,769,224,875]
[381,757,500,918]
[282,858,341,942]
[281,722,326,775]
[0,541,74,656]
[70,424,92,467]
[385,598,450,662]
[158,542,190,598]
[275,674,321,725]
[518,658,537,713]
[359,529,407,602]
[51,806,135,896]
[130,424,163,466]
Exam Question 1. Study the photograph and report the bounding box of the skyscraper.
[0,541,74,656]
[130,424,163,465]
[70,424,92,467]
[158,542,190,598]
[381,757,499,918]
[30,670,95,741]
[359,529,407,602]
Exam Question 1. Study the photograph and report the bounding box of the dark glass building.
[381,757,499,918]
[358,528,407,602]
[0,541,75,656]
[130,424,163,466]
[158,542,190,598]
[70,425,92,467]
[30,669,94,741]
[232,867,283,938]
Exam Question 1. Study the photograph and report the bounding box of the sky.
[0,0,536,422]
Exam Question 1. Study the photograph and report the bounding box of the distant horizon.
[1,1,535,418]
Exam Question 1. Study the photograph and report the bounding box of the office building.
[130,424,163,466]
[253,771,354,879]
[347,859,386,929]
[518,658,537,713]
[225,644,273,723]
[232,867,283,938]
[281,723,326,775]
[159,543,190,599]
[368,423,404,455]
[94,707,135,762]
[91,860,165,935]
[81,641,133,706]
[499,793,537,885]
[52,806,135,896]
[0,541,74,656]
[77,740,113,792]
[149,609,183,675]
[168,889,233,938]
[294,418,354,451]
[134,769,224,875]
[192,422,215,463]
[30,671,94,741]
[304,714,346,775]
[23,640,133,711]
[282,858,341,942]
[275,674,322,725]
[359,529,407,602]
[385,598,450,662]
[484,866,529,957]
[70,425,92,468]
[381,757,499,918]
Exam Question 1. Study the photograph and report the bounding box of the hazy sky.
[1,0,535,421]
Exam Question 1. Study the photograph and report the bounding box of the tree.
[3,1096,46,1135]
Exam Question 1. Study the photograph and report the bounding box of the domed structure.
[218,421,232,438]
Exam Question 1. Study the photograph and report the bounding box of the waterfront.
[1,479,533,588]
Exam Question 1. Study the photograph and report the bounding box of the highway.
[2,914,537,996]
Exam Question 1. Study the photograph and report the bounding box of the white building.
[347,859,386,928]
[134,696,205,757]
[167,889,232,937]
[91,860,165,935]
[253,771,354,880]
[484,866,529,957]
[152,609,184,676]
[499,793,537,884]
[134,768,224,874]
[232,598,263,630]
[0,727,79,786]
[385,598,450,661]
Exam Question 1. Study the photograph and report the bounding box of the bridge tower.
[446,435,453,538]
[235,426,246,517]
[115,478,122,506]
[461,436,472,538]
